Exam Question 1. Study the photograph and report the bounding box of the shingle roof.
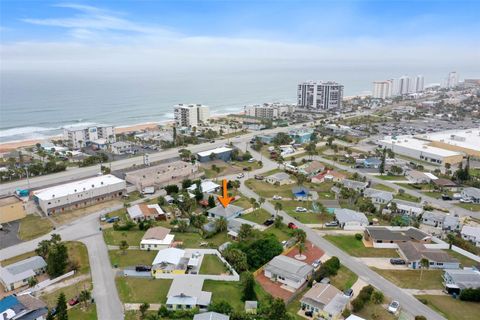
[0,256,46,285]
[463,187,480,199]
[366,227,430,242]
[342,179,368,189]
[193,312,230,320]
[142,226,171,241]
[444,269,480,289]
[397,241,458,263]
[461,226,480,239]
[363,188,393,202]
[268,172,291,181]
[335,208,368,225]
[207,204,243,219]
[265,255,313,282]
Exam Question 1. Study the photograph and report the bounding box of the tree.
[258,197,265,207]
[223,248,248,272]
[28,277,38,287]
[208,300,233,314]
[208,195,216,208]
[119,240,129,255]
[139,302,150,319]
[274,202,283,216]
[177,220,189,233]
[295,173,306,186]
[238,224,253,241]
[298,242,307,258]
[215,217,228,232]
[327,136,334,147]
[47,242,69,277]
[371,290,384,304]
[274,215,283,228]
[379,148,386,175]
[446,233,456,250]
[46,311,54,320]
[79,289,91,308]
[241,272,257,301]
[293,229,307,244]
[56,293,68,320]
[419,258,430,281]
[265,298,289,320]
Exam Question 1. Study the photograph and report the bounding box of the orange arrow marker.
[218,179,234,208]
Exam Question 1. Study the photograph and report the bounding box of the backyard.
[278,200,331,224]
[199,254,227,275]
[108,250,157,268]
[330,266,358,291]
[415,295,480,320]
[116,277,172,303]
[241,208,272,224]
[103,229,145,246]
[324,235,399,257]
[17,214,53,241]
[371,268,443,289]
[244,179,295,198]
[264,224,294,242]
[174,231,229,248]
[456,203,480,212]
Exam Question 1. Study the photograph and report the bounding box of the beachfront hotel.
[174,104,210,128]
[297,81,344,111]
[63,124,116,149]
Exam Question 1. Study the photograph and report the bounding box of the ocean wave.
[0,126,60,138]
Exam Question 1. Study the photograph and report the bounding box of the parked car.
[460,198,473,203]
[264,219,274,226]
[390,258,406,265]
[441,194,452,201]
[295,207,307,212]
[272,195,282,200]
[388,300,400,314]
[105,216,120,223]
[254,175,264,180]
[248,158,255,163]
[312,259,322,269]
[288,222,298,229]
[135,265,151,272]
[237,173,245,178]
[68,297,79,306]
[304,311,313,317]
[324,221,339,227]
[343,288,354,297]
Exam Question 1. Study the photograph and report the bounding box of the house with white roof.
[197,147,233,163]
[363,188,393,205]
[443,269,480,295]
[341,179,368,192]
[264,255,313,290]
[0,256,47,292]
[265,172,293,185]
[461,226,480,247]
[187,181,221,194]
[32,174,126,215]
[461,187,480,204]
[166,277,212,310]
[140,227,174,250]
[151,248,188,276]
[334,208,369,230]
[207,204,244,221]
[127,203,167,221]
[300,283,349,320]
[193,312,229,320]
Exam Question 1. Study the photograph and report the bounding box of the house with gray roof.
[461,226,480,247]
[265,172,293,185]
[461,187,480,204]
[264,255,313,290]
[397,242,459,269]
[342,179,368,192]
[363,188,393,205]
[334,209,369,230]
[0,256,47,292]
[443,269,480,295]
[364,226,431,245]
[0,294,48,320]
[207,204,244,220]
[300,283,349,320]
[193,311,229,320]
[166,277,212,310]
[390,199,424,216]
[422,211,461,231]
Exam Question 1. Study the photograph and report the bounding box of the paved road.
[237,147,446,320]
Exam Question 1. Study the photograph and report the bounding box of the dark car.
[305,311,313,317]
[390,258,406,265]
[105,216,120,223]
[344,288,354,297]
[254,175,264,180]
[263,219,274,226]
[68,297,79,306]
[135,265,151,272]
[442,194,453,201]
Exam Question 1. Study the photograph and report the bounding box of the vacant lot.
[394,193,421,203]
[324,235,399,258]
[456,203,480,212]
[103,229,144,246]
[41,279,93,307]
[174,231,229,248]
[371,268,443,289]
[241,209,272,224]
[18,214,53,241]
[356,302,396,320]
[330,266,358,291]
[245,179,294,198]
[278,200,331,224]
[108,250,157,268]
[116,277,172,303]
[372,183,396,192]
[200,254,227,275]
[66,241,90,274]
[416,295,480,320]
[264,224,293,242]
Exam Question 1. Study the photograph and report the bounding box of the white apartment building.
[244,103,295,119]
[444,71,459,88]
[174,104,210,128]
[414,75,425,92]
[372,80,393,99]
[33,174,126,214]
[297,81,343,111]
[374,75,424,98]
[63,124,116,149]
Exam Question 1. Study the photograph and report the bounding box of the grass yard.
[371,268,443,289]
[124,191,144,203]
[415,295,480,320]
[372,183,396,192]
[203,279,271,312]
[444,250,478,268]
[244,179,294,198]
[377,175,407,181]
[103,229,144,246]
[68,305,97,320]
[116,277,172,303]
[278,200,331,224]
[1,251,37,266]
[41,279,93,307]
[324,235,399,258]
[66,241,90,274]
[394,192,421,203]
[202,165,226,179]
[330,266,358,291]
[199,254,227,275]
[264,224,293,242]
[456,203,480,212]
[108,250,157,268]
[241,208,272,224]
[174,231,229,248]
[356,302,396,320]
[18,214,53,241]
[232,196,253,209]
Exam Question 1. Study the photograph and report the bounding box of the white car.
[295,207,307,212]
[460,198,473,203]
[248,158,255,163]
[237,173,245,179]
[388,300,400,314]
[272,195,282,200]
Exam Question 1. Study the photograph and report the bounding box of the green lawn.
[371,268,443,289]
[330,266,358,291]
[415,295,480,320]
[444,250,478,268]
[264,224,293,242]
[377,175,407,181]
[41,279,93,307]
[108,250,157,268]
[356,302,396,320]
[324,235,399,258]
[278,200,331,224]
[116,278,172,303]
[244,179,295,198]
[68,305,97,320]
[203,165,226,179]
[199,254,227,275]
[124,191,144,203]
[203,279,271,312]
[103,229,145,246]
[66,241,90,274]
[456,203,480,212]
[372,183,396,192]
[174,231,229,248]
[1,251,37,266]
[286,286,310,320]
[241,208,272,224]
[18,214,53,241]
[232,196,253,209]
[394,193,421,203]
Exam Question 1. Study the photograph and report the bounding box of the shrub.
[371,290,384,304]
[460,288,480,302]
[355,233,363,241]
[415,316,427,320]
[351,298,365,312]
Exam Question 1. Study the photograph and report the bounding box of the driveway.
[358,257,408,270]
[0,221,21,249]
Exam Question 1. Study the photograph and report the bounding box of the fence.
[21,270,75,296]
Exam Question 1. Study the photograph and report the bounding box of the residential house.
[298,161,325,177]
[390,199,424,216]
[432,178,459,191]
[334,209,369,230]
[257,134,275,144]
[422,211,446,228]
[125,161,197,190]
[0,195,26,224]
[227,218,258,239]
[264,255,313,290]
[461,187,480,204]
[397,242,459,269]
[461,226,480,247]
[127,203,167,221]
[207,204,244,221]
[443,269,480,295]
[289,129,313,144]
[363,157,382,169]
[193,312,229,320]
[151,248,188,276]
[0,256,47,292]
[292,186,310,200]
[166,277,212,310]
[187,181,221,194]
[197,147,233,163]
[443,215,461,231]
[265,172,293,186]
[406,170,437,184]
[110,141,133,155]
[311,170,346,184]
[345,316,367,320]
[300,283,349,320]
[363,188,393,205]
[140,226,174,250]
[364,227,431,245]
[342,179,368,192]
[0,294,48,320]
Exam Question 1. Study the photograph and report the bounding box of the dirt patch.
[50,200,122,225]
[255,272,295,302]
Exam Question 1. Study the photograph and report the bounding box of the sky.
[1,0,479,75]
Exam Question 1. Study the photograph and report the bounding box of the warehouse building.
[33,174,126,215]
[197,147,233,163]
[417,128,480,158]
[0,195,26,224]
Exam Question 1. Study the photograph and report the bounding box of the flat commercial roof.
[380,136,462,157]
[0,195,22,206]
[33,174,125,201]
[197,147,232,158]
[418,128,480,151]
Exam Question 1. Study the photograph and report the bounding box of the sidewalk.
[38,274,91,295]
[124,303,162,311]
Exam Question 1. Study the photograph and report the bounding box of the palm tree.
[215,217,228,232]
[119,240,128,255]
[419,258,429,281]
[79,289,91,308]
[259,197,265,207]
[298,241,307,259]
[274,202,283,217]
[446,233,456,250]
